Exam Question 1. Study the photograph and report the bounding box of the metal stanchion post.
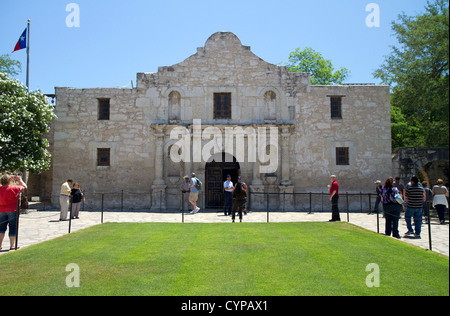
[101,193,104,224]
[15,195,21,250]
[346,192,349,220]
[376,202,380,234]
[347,193,350,223]
[121,190,124,212]
[182,193,185,223]
[360,192,363,213]
[427,202,432,251]
[321,192,324,212]
[309,192,312,214]
[68,195,72,234]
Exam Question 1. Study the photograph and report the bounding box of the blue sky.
[1,0,430,94]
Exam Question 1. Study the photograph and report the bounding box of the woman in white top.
[432,179,449,224]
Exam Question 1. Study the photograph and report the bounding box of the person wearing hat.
[180,175,192,213]
[59,179,72,221]
[223,175,234,216]
[371,180,382,215]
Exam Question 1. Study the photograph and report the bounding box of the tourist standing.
[381,177,402,238]
[223,175,234,216]
[329,175,341,222]
[70,182,84,219]
[394,177,405,198]
[0,174,27,251]
[432,179,449,224]
[180,176,192,213]
[60,179,72,221]
[372,180,382,214]
[239,176,248,215]
[404,176,425,238]
[189,173,200,214]
[232,182,247,223]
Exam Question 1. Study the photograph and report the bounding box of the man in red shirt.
[329,175,341,222]
[0,174,27,251]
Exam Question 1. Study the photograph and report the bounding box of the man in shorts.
[189,173,200,214]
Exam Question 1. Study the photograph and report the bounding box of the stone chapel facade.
[43,32,392,211]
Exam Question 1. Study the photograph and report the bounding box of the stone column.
[250,160,266,211]
[280,126,292,186]
[151,125,167,211]
[279,126,294,211]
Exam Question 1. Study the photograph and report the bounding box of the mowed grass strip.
[0,222,448,296]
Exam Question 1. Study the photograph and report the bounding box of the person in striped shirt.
[404,176,426,239]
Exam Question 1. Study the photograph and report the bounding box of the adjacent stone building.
[40,32,392,211]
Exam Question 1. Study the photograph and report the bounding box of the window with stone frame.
[98,99,110,120]
[330,96,342,119]
[97,148,111,166]
[214,93,232,119]
[336,147,349,165]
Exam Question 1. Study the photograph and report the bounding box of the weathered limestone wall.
[51,87,154,208]
[291,85,392,193]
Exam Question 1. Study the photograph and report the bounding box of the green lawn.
[0,222,448,296]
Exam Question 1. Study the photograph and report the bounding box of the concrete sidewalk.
[1,208,448,256]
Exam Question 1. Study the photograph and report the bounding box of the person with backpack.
[189,173,202,214]
[232,181,247,223]
[381,177,402,239]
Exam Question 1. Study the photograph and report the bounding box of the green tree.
[0,54,22,77]
[390,105,422,149]
[0,72,56,173]
[285,47,350,85]
[374,0,449,148]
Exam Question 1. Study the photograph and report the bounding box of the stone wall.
[392,147,449,187]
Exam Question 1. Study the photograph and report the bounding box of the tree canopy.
[284,47,350,85]
[374,0,449,148]
[0,54,22,77]
[0,72,56,173]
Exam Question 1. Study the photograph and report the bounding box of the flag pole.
[24,19,31,185]
[26,19,30,92]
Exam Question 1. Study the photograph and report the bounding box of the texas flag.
[12,28,27,53]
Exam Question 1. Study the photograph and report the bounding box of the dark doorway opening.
[205,153,240,209]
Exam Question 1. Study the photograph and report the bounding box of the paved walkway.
[1,207,449,256]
